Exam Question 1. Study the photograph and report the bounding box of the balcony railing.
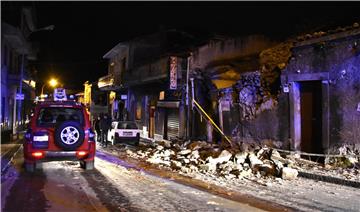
[98,74,115,88]
[123,57,169,86]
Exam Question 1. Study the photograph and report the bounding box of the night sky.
[2,1,360,92]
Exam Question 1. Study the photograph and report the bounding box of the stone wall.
[219,72,288,145]
[284,33,360,149]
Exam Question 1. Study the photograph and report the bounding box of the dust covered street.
[1,146,270,212]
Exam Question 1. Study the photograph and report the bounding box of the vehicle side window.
[38,109,54,124]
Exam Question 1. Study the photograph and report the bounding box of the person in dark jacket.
[99,114,111,147]
[94,116,101,142]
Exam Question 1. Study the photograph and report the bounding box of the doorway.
[300,81,323,154]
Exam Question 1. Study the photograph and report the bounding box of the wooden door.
[300,81,323,154]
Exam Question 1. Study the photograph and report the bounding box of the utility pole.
[17,54,25,125]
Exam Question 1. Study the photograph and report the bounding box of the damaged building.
[99,29,204,141]
[278,24,360,154]
[97,23,360,155]
[188,35,278,143]
[188,23,360,154]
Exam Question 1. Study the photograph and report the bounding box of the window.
[9,50,13,73]
[136,101,141,120]
[18,55,23,74]
[1,97,5,123]
[118,122,138,129]
[109,62,115,75]
[37,107,84,127]
[3,45,7,66]
[159,91,165,100]
[121,57,126,71]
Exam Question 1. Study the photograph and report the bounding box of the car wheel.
[134,134,140,146]
[25,162,35,172]
[55,121,85,150]
[114,133,121,145]
[35,162,42,170]
[82,160,94,170]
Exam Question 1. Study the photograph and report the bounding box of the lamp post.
[40,78,58,99]
[15,25,54,133]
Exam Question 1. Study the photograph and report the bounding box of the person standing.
[99,114,111,147]
[94,115,101,143]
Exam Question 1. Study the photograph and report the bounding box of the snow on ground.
[93,152,265,212]
[98,141,360,212]
[2,145,266,212]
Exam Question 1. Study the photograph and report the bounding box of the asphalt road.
[1,146,265,212]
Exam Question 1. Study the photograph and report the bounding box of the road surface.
[1,145,267,212]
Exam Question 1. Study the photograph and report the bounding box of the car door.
[107,122,117,142]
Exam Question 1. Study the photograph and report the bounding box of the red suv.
[23,100,96,172]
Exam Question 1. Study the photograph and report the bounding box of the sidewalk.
[298,170,360,188]
[1,133,24,174]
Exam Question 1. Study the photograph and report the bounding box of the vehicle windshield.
[37,107,84,127]
[118,122,138,129]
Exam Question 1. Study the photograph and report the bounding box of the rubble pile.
[326,144,360,169]
[123,140,299,181]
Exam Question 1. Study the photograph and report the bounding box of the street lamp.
[41,78,58,99]
[49,78,58,87]
[32,25,55,33]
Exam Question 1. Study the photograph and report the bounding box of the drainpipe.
[190,78,195,109]
[190,77,195,139]
[186,56,190,140]
[12,88,17,135]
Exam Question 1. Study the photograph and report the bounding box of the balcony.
[97,74,119,91]
[122,57,169,87]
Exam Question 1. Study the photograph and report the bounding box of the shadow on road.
[3,168,49,212]
[81,168,140,212]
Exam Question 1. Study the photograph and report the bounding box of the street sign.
[169,56,177,90]
[54,88,67,101]
[15,93,25,100]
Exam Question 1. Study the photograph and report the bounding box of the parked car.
[23,100,96,172]
[107,121,141,146]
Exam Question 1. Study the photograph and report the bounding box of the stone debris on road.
[105,139,360,184]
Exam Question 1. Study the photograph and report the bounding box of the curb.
[140,137,154,144]
[1,132,25,174]
[1,144,22,174]
[298,171,360,188]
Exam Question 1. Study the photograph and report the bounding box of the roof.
[103,42,129,59]
[294,22,360,47]
[37,101,83,107]
[103,29,209,60]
